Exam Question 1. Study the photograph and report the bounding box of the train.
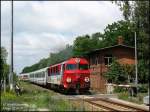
[20,57,90,93]
[18,73,29,81]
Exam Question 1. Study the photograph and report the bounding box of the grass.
[117,91,148,104]
[1,81,82,111]
[114,84,148,104]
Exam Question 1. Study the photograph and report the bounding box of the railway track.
[83,97,149,111]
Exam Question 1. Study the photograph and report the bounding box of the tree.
[137,59,149,84]
[73,20,135,57]
[103,20,135,47]
[91,32,104,49]
[22,44,73,73]
[1,47,9,84]
[122,64,135,83]
[103,61,128,84]
[113,1,150,84]
[73,35,92,56]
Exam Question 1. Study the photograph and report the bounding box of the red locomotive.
[47,57,90,93]
[21,57,90,93]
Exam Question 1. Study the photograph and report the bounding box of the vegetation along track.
[83,98,149,111]
[26,82,149,111]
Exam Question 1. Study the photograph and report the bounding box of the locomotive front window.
[66,64,77,70]
[79,64,88,70]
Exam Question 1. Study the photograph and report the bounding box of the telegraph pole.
[134,32,138,86]
[9,0,13,90]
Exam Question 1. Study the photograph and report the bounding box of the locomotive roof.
[49,57,88,67]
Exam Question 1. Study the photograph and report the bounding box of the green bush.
[103,61,128,84]
[138,84,148,93]
[118,92,129,100]
[114,86,127,93]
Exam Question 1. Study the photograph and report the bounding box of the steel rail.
[83,98,149,111]
[96,97,149,111]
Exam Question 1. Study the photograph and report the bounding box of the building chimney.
[117,36,124,45]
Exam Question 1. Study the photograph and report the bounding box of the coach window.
[41,72,43,77]
[57,66,59,74]
[50,69,51,75]
[104,54,113,66]
[56,67,57,74]
[56,66,58,74]
[36,73,38,78]
[63,64,65,71]
[53,67,55,74]
[39,73,41,77]
[55,67,57,74]
[58,66,60,74]
[42,72,44,77]
[54,67,56,74]
[39,72,41,77]
[51,68,53,75]
[52,68,53,74]
[40,72,42,77]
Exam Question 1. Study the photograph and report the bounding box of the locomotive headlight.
[84,77,89,82]
[66,77,71,83]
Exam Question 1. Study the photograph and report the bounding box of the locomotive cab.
[62,58,90,91]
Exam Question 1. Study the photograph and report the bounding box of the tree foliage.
[103,61,128,84]
[1,47,10,84]
[102,20,135,47]
[103,61,135,84]
[114,1,150,84]
[22,45,73,73]
[73,20,134,56]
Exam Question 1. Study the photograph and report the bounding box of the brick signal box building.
[87,36,135,93]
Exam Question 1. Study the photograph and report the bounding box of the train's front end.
[62,57,90,92]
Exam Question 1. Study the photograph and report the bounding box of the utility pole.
[9,0,13,90]
[134,32,138,86]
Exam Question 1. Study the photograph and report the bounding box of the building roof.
[86,44,135,54]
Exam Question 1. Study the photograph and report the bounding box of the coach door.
[60,63,65,83]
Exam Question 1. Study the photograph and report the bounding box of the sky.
[1,1,124,74]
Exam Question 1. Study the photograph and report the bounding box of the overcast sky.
[1,1,123,74]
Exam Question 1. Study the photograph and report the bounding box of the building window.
[104,54,113,66]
